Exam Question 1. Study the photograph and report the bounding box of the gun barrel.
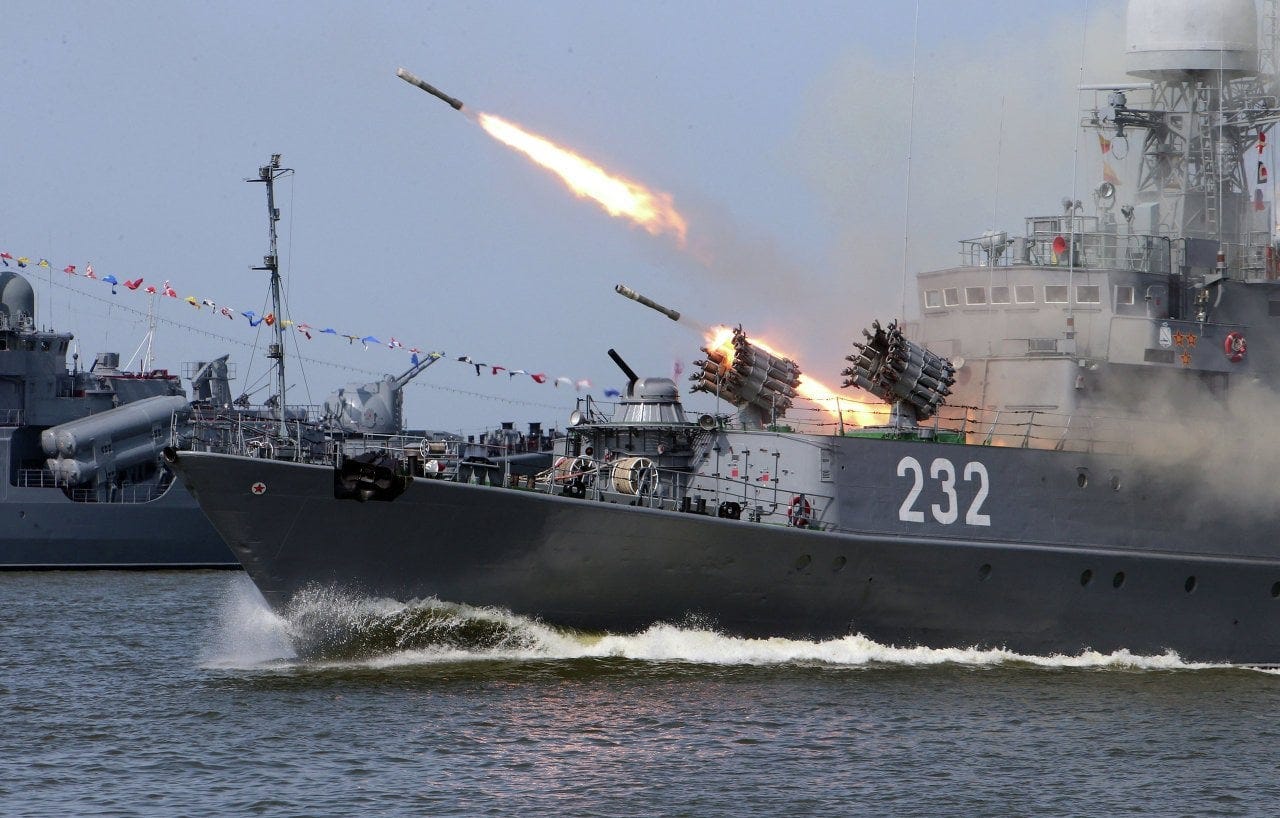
[396,68,465,111]
[614,284,681,322]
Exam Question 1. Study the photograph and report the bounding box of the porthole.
[978,563,992,581]
[1184,576,1197,594]
[1113,571,1126,589]
[794,554,811,570]
[832,556,847,572]
[1271,581,1280,599]
[1077,473,1088,488]
[1080,569,1093,587]
[1110,474,1122,491]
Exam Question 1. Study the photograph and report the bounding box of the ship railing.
[908,403,1180,454]
[1223,233,1277,281]
[0,409,22,427]
[13,467,176,502]
[959,228,1171,274]
[518,454,838,530]
[64,475,174,504]
[15,468,61,488]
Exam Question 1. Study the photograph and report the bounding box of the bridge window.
[925,290,942,308]
[991,286,1010,304]
[1015,285,1036,303]
[943,288,959,307]
[1115,285,1134,305]
[1045,285,1069,303]
[965,287,987,305]
[1076,285,1100,303]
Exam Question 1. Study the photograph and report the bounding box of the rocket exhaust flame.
[396,68,686,248]
[396,67,868,421]
[476,113,688,245]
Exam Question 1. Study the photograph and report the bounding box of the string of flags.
[0,248,607,393]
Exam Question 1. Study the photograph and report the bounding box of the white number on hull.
[896,457,925,523]
[896,456,991,527]
[963,461,991,526]
[929,458,958,524]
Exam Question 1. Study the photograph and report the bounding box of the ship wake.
[204,575,1252,673]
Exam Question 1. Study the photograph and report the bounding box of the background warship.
[169,0,1280,663]
[0,155,458,569]
[0,267,236,568]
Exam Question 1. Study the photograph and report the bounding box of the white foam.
[200,574,296,668]
[202,583,1246,673]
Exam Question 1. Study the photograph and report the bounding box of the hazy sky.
[2,0,1131,433]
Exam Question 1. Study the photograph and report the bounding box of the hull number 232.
[896,456,991,526]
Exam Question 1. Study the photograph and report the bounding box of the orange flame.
[477,113,688,245]
[706,325,736,366]
[703,326,884,428]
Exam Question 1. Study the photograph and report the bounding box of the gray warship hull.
[0,480,233,569]
[170,438,1280,664]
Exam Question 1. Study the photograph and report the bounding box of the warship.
[0,155,458,569]
[0,267,237,568]
[168,0,1280,663]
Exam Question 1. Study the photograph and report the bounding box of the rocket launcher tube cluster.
[841,320,955,421]
[691,326,802,416]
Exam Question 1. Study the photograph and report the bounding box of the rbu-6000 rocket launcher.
[841,320,955,422]
[691,325,802,427]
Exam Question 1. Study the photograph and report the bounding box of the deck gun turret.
[324,353,442,435]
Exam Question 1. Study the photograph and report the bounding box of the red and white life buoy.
[787,495,812,528]
[1224,331,1247,363]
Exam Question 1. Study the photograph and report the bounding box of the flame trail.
[704,326,884,428]
[476,113,688,245]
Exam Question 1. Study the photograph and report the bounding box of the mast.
[247,154,293,435]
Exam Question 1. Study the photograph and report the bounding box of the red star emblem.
[1180,350,1192,366]
[250,482,267,495]
[1187,333,1198,348]
[1172,330,1185,347]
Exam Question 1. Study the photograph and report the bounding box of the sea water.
[3,571,1278,816]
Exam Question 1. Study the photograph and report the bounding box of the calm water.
[3,570,1280,817]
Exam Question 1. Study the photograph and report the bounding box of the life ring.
[787,495,812,528]
[1224,331,1247,363]
[551,456,573,483]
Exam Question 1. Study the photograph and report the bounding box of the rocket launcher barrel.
[615,284,681,322]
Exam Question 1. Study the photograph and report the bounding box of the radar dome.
[0,271,35,326]
[1126,0,1258,79]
